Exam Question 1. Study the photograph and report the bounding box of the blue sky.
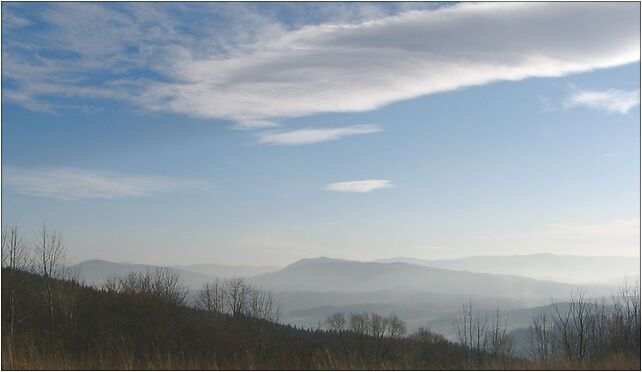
[1,2,640,266]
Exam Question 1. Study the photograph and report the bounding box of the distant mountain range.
[73,254,634,295]
[376,253,639,284]
[251,257,612,300]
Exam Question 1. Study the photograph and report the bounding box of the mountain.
[252,257,609,300]
[72,259,215,289]
[172,263,278,278]
[376,254,639,284]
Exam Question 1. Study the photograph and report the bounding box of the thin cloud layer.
[258,124,381,145]
[3,167,210,200]
[564,89,640,114]
[545,219,640,239]
[325,180,392,193]
[3,3,639,125]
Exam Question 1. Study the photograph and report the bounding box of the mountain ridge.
[375,253,639,284]
[251,257,613,299]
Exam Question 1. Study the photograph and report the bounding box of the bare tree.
[196,277,279,321]
[104,267,187,306]
[386,313,407,338]
[368,313,388,338]
[196,280,224,315]
[223,277,250,318]
[454,300,489,367]
[570,291,592,362]
[1,225,31,338]
[551,290,597,364]
[610,279,641,356]
[151,267,188,306]
[349,312,369,334]
[349,312,369,356]
[2,225,30,270]
[34,225,66,328]
[530,312,553,362]
[487,306,513,360]
[247,286,280,322]
[325,312,347,332]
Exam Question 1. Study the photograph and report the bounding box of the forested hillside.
[2,268,474,370]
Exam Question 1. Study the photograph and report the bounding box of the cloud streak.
[3,3,639,125]
[545,219,640,239]
[3,167,210,200]
[564,89,640,114]
[324,180,392,193]
[258,124,381,145]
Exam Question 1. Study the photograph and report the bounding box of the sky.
[1,2,640,266]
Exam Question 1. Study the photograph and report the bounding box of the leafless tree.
[349,312,369,356]
[104,267,187,306]
[196,277,279,321]
[196,279,225,315]
[34,225,66,328]
[325,312,347,332]
[610,279,641,356]
[222,277,250,317]
[387,313,407,338]
[529,312,553,362]
[247,286,280,322]
[368,313,388,338]
[454,300,489,367]
[151,267,188,305]
[2,225,30,270]
[487,306,513,360]
[349,312,369,334]
[551,290,596,363]
[1,225,31,338]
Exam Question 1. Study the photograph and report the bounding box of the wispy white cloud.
[3,3,639,125]
[564,89,640,114]
[234,120,281,130]
[324,179,392,193]
[3,167,210,200]
[258,124,381,145]
[139,3,640,124]
[545,219,640,238]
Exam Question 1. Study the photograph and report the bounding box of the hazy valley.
[71,254,638,339]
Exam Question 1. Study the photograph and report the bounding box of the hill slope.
[1,268,468,370]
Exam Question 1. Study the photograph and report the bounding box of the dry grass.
[3,341,639,371]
